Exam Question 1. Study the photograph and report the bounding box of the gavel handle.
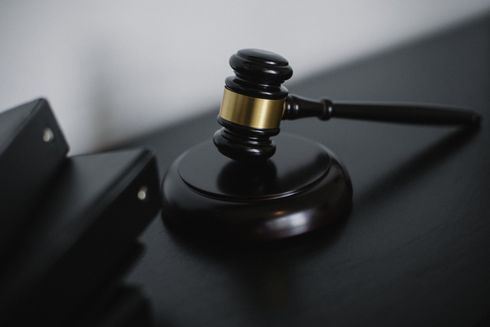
[283,94,481,126]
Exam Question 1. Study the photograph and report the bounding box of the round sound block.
[161,133,353,241]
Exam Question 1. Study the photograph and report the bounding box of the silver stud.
[43,128,54,143]
[137,186,148,201]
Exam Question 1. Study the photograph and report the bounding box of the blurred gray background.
[1,0,489,154]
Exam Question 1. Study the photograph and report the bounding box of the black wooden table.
[118,14,490,327]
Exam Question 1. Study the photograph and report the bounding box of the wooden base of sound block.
[161,133,353,241]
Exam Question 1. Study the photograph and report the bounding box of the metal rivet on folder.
[43,128,54,143]
[137,186,148,201]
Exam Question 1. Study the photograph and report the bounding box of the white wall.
[1,0,489,154]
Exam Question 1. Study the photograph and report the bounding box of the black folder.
[0,98,68,256]
[0,148,161,325]
[78,284,153,327]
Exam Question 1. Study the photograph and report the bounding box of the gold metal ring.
[218,88,285,129]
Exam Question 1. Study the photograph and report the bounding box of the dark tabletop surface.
[117,14,490,327]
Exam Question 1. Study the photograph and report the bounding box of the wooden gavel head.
[213,49,293,161]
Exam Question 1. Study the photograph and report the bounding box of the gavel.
[213,49,481,161]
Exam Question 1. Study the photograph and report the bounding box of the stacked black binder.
[0,99,161,326]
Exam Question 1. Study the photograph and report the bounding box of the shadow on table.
[354,126,480,210]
